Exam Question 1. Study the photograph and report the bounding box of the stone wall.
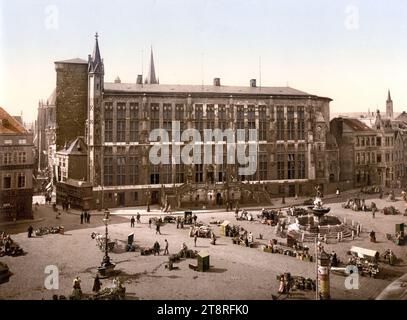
[55,62,88,150]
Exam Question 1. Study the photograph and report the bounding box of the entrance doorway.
[117,192,125,207]
[151,191,159,204]
[216,192,223,205]
[288,185,296,197]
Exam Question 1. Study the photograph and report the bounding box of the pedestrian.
[193,214,198,224]
[84,211,88,223]
[156,223,161,235]
[130,216,135,228]
[27,225,33,238]
[153,241,160,255]
[176,217,180,229]
[149,218,152,228]
[80,212,84,224]
[164,239,169,255]
[194,234,198,247]
[92,274,102,293]
[87,212,91,223]
[278,275,285,294]
[136,212,141,223]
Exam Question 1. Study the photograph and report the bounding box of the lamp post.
[98,210,115,277]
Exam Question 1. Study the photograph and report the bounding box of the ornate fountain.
[287,186,352,242]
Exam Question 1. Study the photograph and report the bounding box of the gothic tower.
[386,89,393,119]
[145,47,159,84]
[87,32,104,185]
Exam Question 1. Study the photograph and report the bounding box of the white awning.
[350,246,379,259]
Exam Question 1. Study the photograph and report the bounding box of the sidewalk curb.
[61,188,359,217]
[0,217,45,227]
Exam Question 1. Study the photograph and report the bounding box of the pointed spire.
[146,46,158,84]
[90,32,103,73]
[387,89,392,101]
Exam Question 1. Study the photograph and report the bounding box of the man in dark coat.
[27,225,33,238]
[87,212,91,223]
[130,216,135,227]
[92,275,102,293]
[80,212,84,224]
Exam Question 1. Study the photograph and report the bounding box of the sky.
[1,0,407,122]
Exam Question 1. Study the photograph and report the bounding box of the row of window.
[277,153,306,180]
[2,173,26,189]
[0,152,27,165]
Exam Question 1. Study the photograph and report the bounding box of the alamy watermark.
[44,265,59,290]
[149,121,258,176]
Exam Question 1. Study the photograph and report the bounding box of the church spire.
[145,46,158,84]
[386,89,393,119]
[90,32,103,73]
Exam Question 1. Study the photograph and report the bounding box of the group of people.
[130,212,141,227]
[61,201,70,211]
[152,239,169,255]
[80,211,91,224]
[235,209,254,221]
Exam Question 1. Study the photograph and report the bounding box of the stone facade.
[82,36,337,209]
[331,117,379,188]
[0,107,34,221]
[54,59,88,151]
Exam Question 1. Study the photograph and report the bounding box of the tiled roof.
[396,111,407,122]
[342,118,375,132]
[54,58,88,64]
[58,137,87,155]
[104,82,330,99]
[0,107,27,134]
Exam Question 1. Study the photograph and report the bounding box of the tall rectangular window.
[276,106,284,140]
[298,153,305,179]
[195,105,204,137]
[117,156,126,185]
[259,107,267,141]
[176,164,184,183]
[207,105,215,130]
[103,157,113,186]
[104,104,113,142]
[163,104,172,138]
[116,104,126,142]
[287,153,295,179]
[129,156,139,185]
[297,107,305,140]
[130,103,139,142]
[150,104,160,131]
[4,152,12,164]
[259,154,268,180]
[18,152,26,163]
[17,173,26,188]
[195,164,203,183]
[236,106,245,130]
[162,164,172,184]
[150,165,160,184]
[175,104,185,132]
[218,105,227,131]
[277,153,285,179]
[3,176,11,189]
[287,107,295,140]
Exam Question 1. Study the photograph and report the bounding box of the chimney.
[213,78,221,86]
[136,74,143,84]
[250,79,257,87]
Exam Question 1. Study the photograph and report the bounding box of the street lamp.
[97,210,115,277]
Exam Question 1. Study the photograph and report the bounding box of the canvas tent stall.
[220,220,231,236]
